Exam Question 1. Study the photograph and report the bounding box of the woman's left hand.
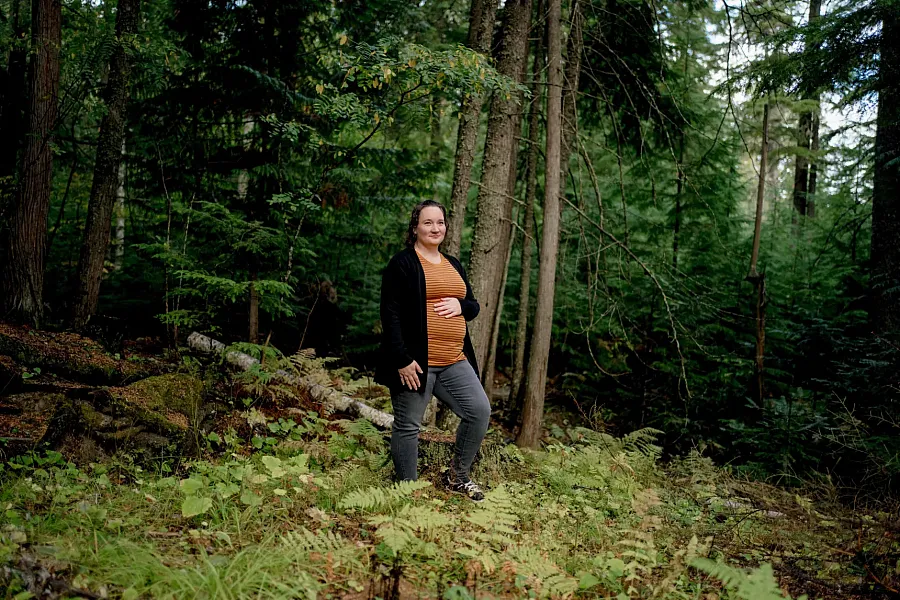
[434,297,462,318]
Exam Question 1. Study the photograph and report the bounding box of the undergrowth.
[1,399,897,598]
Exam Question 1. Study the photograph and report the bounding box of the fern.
[622,427,665,460]
[692,559,804,600]
[337,480,431,511]
[281,527,345,553]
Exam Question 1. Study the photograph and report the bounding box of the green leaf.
[578,573,601,589]
[180,477,205,495]
[181,496,212,518]
[262,455,285,477]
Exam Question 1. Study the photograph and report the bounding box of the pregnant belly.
[425,301,466,344]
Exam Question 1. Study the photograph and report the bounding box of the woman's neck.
[414,241,441,262]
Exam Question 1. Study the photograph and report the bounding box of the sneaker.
[445,474,485,502]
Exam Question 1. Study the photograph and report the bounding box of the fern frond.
[338,480,431,511]
[692,559,802,600]
[281,527,345,553]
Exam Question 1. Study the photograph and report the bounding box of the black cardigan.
[375,247,480,393]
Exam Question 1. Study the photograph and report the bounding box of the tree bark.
[807,114,819,218]
[444,0,499,257]
[748,102,769,407]
[516,0,563,449]
[673,133,685,272]
[465,0,533,371]
[871,7,900,336]
[111,141,126,271]
[508,9,545,415]
[72,0,141,328]
[791,0,821,221]
[0,0,61,326]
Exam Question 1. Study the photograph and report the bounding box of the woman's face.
[416,206,446,248]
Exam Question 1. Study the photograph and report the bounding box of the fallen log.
[186,332,395,429]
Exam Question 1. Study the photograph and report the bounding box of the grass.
[1,409,898,599]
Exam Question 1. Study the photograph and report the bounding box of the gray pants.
[390,360,491,482]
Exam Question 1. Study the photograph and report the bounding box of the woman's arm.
[380,258,415,368]
[451,257,480,321]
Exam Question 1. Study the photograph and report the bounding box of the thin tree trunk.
[516,0,562,449]
[871,7,900,336]
[483,143,521,398]
[465,0,533,371]
[72,0,141,327]
[445,0,499,257]
[747,102,769,407]
[791,0,822,221]
[0,0,61,326]
[508,8,545,415]
[237,116,257,342]
[673,133,685,272]
[111,141,126,271]
[807,114,819,218]
[249,271,260,344]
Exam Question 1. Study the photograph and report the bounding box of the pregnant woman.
[375,200,491,502]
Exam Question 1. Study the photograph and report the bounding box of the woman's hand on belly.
[434,297,462,318]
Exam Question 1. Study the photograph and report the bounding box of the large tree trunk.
[508,10,545,416]
[748,103,770,407]
[516,0,563,449]
[0,0,28,202]
[465,0,533,371]
[0,0,61,326]
[444,0,499,257]
[871,7,900,336]
[72,0,141,328]
[790,0,822,221]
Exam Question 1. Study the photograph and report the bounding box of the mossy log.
[0,323,160,386]
[187,331,395,428]
[0,373,206,462]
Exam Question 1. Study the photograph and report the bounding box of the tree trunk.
[516,0,563,449]
[72,0,141,328]
[239,117,257,343]
[747,102,769,407]
[0,0,61,326]
[0,0,28,200]
[791,0,821,221]
[807,114,819,218]
[508,9,545,416]
[483,142,521,398]
[871,7,900,336]
[444,0,499,257]
[249,272,259,344]
[465,0,533,371]
[673,133,685,272]
[111,141,126,271]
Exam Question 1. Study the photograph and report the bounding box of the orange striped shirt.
[416,250,467,366]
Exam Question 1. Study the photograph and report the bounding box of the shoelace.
[461,480,483,494]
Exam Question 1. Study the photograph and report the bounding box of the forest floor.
[1,327,898,599]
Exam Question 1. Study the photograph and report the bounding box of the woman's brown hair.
[405,200,448,248]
